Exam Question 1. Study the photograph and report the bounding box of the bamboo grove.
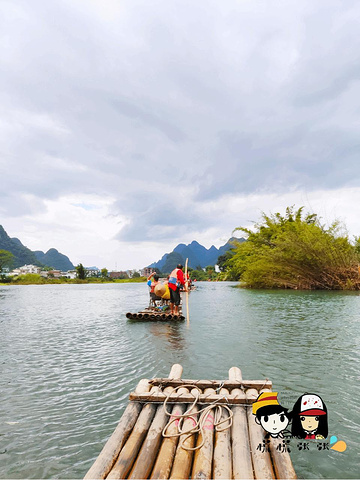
[222,207,360,290]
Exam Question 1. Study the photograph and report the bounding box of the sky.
[1,0,359,270]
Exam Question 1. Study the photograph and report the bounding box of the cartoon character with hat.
[252,392,291,438]
[291,393,328,439]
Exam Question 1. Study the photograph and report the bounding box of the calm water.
[0,282,359,479]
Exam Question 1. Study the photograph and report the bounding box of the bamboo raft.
[84,364,297,480]
[126,308,185,322]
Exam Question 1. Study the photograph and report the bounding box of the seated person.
[147,272,161,306]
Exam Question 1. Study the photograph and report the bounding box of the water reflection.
[149,322,185,351]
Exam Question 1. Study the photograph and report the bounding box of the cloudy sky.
[1,0,359,270]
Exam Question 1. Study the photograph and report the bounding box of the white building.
[10,264,41,275]
[85,267,100,277]
[64,270,77,279]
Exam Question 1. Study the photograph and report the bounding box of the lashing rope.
[161,385,233,451]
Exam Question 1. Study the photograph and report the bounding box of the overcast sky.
[1,0,359,270]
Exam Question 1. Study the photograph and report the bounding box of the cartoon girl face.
[300,415,319,432]
[291,393,328,439]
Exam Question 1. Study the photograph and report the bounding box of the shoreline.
[0,277,147,286]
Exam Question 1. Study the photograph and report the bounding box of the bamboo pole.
[107,403,157,479]
[168,364,183,380]
[169,404,199,480]
[256,388,297,480]
[191,386,216,480]
[83,379,151,480]
[185,258,190,325]
[128,365,183,479]
[148,379,272,390]
[213,387,232,479]
[246,388,275,480]
[229,368,254,479]
[229,366,242,383]
[269,437,297,479]
[129,391,255,405]
[150,388,189,479]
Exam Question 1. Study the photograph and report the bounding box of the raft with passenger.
[126,278,189,322]
[125,307,185,322]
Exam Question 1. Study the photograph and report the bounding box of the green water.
[0,282,359,478]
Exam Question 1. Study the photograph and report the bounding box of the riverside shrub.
[225,206,360,290]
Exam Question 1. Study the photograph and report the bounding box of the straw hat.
[154,284,166,297]
[252,392,280,415]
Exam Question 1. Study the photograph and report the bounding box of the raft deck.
[126,307,185,321]
[84,364,297,479]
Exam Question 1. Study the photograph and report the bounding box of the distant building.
[85,267,100,277]
[48,270,62,278]
[9,264,41,275]
[40,269,75,278]
[65,270,77,279]
[142,267,154,277]
[109,271,129,279]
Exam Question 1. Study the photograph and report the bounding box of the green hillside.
[0,226,42,268]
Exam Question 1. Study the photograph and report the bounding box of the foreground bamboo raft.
[84,364,297,479]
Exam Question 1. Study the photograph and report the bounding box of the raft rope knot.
[216,381,224,394]
[162,384,233,451]
[259,378,270,391]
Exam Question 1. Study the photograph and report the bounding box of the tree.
[132,271,140,278]
[75,263,87,280]
[205,265,218,280]
[217,251,235,272]
[189,268,207,281]
[224,206,360,290]
[101,268,108,278]
[0,250,14,272]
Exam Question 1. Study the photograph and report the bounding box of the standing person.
[168,264,187,315]
[147,272,161,307]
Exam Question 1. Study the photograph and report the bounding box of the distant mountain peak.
[148,237,244,273]
[0,225,74,270]
[10,237,23,246]
[190,240,201,246]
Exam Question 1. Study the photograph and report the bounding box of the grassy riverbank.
[0,273,147,286]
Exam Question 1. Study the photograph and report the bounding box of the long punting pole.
[184,258,190,325]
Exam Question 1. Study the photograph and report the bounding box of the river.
[0,282,359,479]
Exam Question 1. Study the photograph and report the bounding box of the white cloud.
[1,0,359,269]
